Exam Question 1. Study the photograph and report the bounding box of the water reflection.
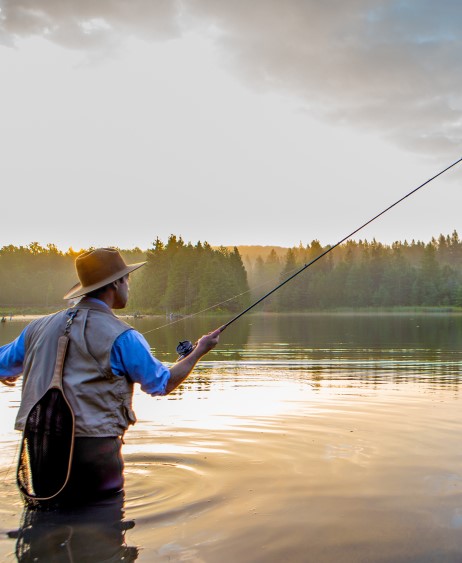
[3,311,462,356]
[10,493,138,561]
[274,312,462,349]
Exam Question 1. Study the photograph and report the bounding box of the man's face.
[113,275,130,309]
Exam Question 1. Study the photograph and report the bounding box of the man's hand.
[0,376,19,387]
[194,328,221,356]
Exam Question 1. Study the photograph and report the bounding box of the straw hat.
[63,248,146,300]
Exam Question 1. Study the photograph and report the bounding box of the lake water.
[1,313,462,561]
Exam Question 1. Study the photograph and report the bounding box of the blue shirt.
[0,303,171,396]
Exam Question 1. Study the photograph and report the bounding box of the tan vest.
[15,298,137,437]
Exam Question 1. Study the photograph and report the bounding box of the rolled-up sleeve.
[0,327,27,378]
[110,329,171,395]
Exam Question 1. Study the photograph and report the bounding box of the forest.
[1,232,462,314]
[246,231,462,311]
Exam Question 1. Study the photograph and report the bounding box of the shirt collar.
[81,296,111,310]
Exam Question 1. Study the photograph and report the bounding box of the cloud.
[184,0,462,156]
[0,0,181,48]
[1,0,461,156]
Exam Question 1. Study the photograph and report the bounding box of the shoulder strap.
[48,335,69,390]
[48,309,78,390]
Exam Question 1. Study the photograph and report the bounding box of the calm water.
[1,313,462,561]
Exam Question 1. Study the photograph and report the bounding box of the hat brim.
[63,261,146,300]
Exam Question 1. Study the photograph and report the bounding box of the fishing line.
[141,287,255,335]
[217,156,462,334]
[141,262,306,335]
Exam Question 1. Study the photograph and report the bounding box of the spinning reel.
[176,340,195,360]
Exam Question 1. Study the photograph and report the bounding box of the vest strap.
[49,336,70,390]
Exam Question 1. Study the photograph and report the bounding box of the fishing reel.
[176,340,195,360]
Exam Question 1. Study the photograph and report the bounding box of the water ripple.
[123,450,222,525]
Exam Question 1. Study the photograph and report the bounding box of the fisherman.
[0,247,220,506]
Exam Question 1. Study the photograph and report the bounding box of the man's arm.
[111,327,220,396]
[166,328,221,394]
[0,327,28,386]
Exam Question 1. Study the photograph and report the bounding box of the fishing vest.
[15,299,137,437]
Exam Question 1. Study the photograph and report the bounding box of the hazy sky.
[1,0,461,250]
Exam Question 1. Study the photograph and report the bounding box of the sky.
[0,0,461,251]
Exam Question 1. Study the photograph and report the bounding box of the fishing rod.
[176,156,462,359]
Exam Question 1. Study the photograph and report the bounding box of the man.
[0,247,220,505]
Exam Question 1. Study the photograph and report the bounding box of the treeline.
[0,238,249,314]
[248,231,462,310]
[0,243,146,311]
[1,233,462,313]
[0,243,76,309]
[130,236,249,313]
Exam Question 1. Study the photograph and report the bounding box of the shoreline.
[0,314,165,322]
[2,307,462,324]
